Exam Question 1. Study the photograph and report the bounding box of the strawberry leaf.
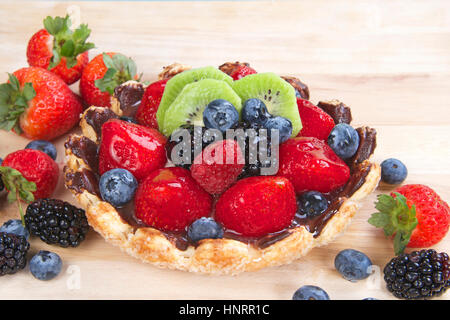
[368,192,418,255]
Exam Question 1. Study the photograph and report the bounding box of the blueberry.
[292,285,330,300]
[263,116,292,144]
[334,249,373,281]
[297,191,328,217]
[0,157,3,165]
[99,168,138,207]
[187,217,224,243]
[119,116,138,124]
[242,98,271,125]
[30,250,62,281]
[203,99,239,133]
[327,123,360,160]
[362,297,379,300]
[380,158,407,184]
[0,219,30,240]
[25,140,57,160]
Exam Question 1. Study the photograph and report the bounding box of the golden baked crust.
[64,106,381,275]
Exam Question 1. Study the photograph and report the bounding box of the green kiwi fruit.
[161,79,242,136]
[232,72,302,137]
[156,66,233,128]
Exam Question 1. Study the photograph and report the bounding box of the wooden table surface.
[0,0,449,300]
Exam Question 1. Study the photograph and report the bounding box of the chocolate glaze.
[218,61,250,75]
[85,108,118,141]
[317,100,352,124]
[65,106,377,251]
[65,136,99,173]
[281,76,310,100]
[114,83,145,118]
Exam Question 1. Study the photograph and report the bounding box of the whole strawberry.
[297,98,335,140]
[215,176,297,237]
[1,149,58,199]
[190,139,244,194]
[230,65,257,81]
[135,167,212,232]
[0,68,83,140]
[369,184,450,254]
[277,137,350,193]
[99,119,167,181]
[135,78,168,129]
[27,15,94,85]
[80,52,140,108]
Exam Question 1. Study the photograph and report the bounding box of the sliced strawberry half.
[136,78,168,129]
[297,98,335,140]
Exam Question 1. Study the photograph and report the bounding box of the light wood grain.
[0,0,449,300]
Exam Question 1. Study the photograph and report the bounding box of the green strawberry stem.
[0,166,36,226]
[43,15,95,69]
[368,192,418,255]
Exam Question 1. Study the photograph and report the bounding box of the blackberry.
[0,232,30,276]
[25,199,89,248]
[384,249,450,299]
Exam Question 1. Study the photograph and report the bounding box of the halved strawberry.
[297,98,335,140]
[215,176,297,237]
[136,78,168,129]
[135,167,212,232]
[98,119,167,181]
[190,139,244,194]
[230,65,257,80]
[277,137,350,193]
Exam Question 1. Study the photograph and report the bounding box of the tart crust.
[64,106,381,275]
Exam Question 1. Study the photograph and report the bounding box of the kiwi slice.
[156,66,233,128]
[161,79,242,136]
[232,72,302,137]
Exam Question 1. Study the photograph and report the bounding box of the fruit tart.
[64,62,381,274]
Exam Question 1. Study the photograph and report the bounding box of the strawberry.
[0,68,83,140]
[80,52,140,108]
[215,176,297,237]
[369,184,450,255]
[99,119,167,181]
[230,65,257,81]
[135,78,168,129]
[190,139,244,194]
[276,137,350,193]
[26,15,94,85]
[1,149,58,199]
[297,98,335,140]
[135,167,212,232]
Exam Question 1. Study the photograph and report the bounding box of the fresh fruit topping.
[334,249,373,281]
[0,232,30,276]
[98,119,167,181]
[134,167,212,232]
[190,140,244,194]
[242,98,271,125]
[2,149,58,199]
[25,199,89,248]
[296,98,335,140]
[277,137,350,193]
[80,52,139,108]
[119,116,138,124]
[369,185,450,254]
[362,298,378,300]
[156,66,233,127]
[292,285,330,300]
[29,250,62,281]
[383,249,450,299]
[25,140,57,160]
[232,72,302,137]
[215,176,296,237]
[263,116,292,144]
[297,191,328,218]
[99,168,138,207]
[161,79,242,136]
[136,78,168,129]
[26,15,94,84]
[218,61,250,76]
[281,76,310,100]
[0,220,30,240]
[229,65,257,80]
[327,123,360,160]
[380,158,408,185]
[203,99,239,133]
[0,69,83,140]
[187,217,224,243]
